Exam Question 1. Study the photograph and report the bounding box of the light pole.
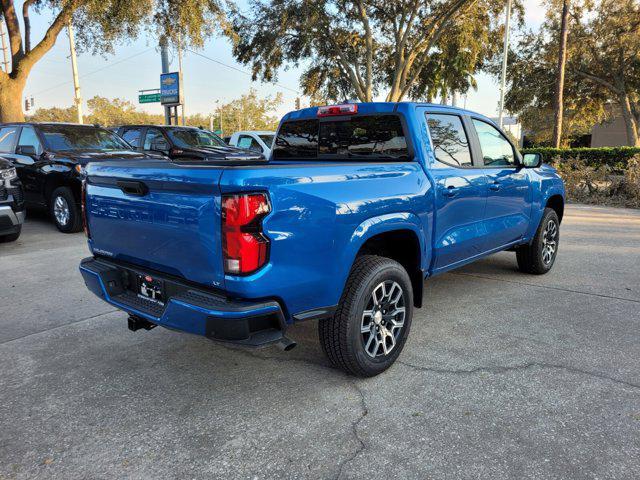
[67,23,83,124]
[498,0,512,129]
[215,100,222,136]
[177,34,185,126]
[160,35,171,125]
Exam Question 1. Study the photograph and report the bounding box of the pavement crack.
[398,360,640,390]
[335,381,369,480]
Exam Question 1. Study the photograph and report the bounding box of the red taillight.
[81,180,91,239]
[317,104,358,117]
[222,193,270,275]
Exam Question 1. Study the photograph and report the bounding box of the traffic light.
[295,97,301,110]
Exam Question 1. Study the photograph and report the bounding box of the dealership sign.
[160,72,183,105]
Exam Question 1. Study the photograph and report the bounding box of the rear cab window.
[273,114,410,161]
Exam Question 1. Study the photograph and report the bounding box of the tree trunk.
[619,93,640,146]
[552,0,570,148]
[0,75,26,122]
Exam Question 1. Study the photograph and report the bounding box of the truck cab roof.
[281,101,495,126]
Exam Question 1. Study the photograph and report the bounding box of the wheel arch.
[344,213,428,308]
[545,194,564,223]
[44,174,82,206]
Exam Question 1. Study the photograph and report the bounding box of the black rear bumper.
[79,257,288,347]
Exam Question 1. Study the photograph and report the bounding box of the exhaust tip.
[277,337,297,351]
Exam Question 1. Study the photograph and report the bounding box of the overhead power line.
[185,49,300,94]
[32,48,153,96]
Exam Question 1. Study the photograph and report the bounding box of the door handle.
[489,181,501,191]
[443,185,459,197]
[117,180,148,196]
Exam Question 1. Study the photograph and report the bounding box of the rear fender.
[336,212,429,303]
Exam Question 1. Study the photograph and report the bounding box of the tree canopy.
[0,0,226,122]
[230,0,514,103]
[214,89,283,134]
[27,90,284,134]
[500,0,640,146]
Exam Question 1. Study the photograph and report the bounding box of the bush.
[522,147,640,174]
[551,155,640,208]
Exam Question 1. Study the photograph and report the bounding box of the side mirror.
[16,145,37,156]
[522,152,542,168]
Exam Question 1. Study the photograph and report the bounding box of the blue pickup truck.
[79,102,564,377]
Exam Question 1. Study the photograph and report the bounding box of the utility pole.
[216,100,222,136]
[552,0,570,148]
[177,35,185,126]
[0,17,10,73]
[67,23,83,124]
[498,0,512,129]
[160,35,171,125]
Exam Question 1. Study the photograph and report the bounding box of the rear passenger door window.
[120,128,143,148]
[425,114,473,168]
[472,119,516,167]
[143,128,165,150]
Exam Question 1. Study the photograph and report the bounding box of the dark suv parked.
[0,122,156,233]
[0,156,25,242]
[115,125,263,161]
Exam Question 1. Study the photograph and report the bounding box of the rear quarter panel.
[220,161,433,321]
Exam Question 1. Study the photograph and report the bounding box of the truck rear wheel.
[516,208,560,274]
[319,255,413,377]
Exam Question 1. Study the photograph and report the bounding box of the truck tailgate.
[85,159,226,289]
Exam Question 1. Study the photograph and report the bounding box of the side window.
[472,119,516,167]
[121,128,142,148]
[0,126,19,153]
[237,135,261,151]
[143,128,165,150]
[17,126,43,155]
[425,114,473,168]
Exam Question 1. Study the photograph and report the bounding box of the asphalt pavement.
[1,205,639,479]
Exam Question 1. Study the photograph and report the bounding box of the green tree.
[231,0,513,103]
[26,90,284,134]
[86,96,163,126]
[0,0,224,123]
[215,89,283,134]
[571,0,640,146]
[27,105,78,122]
[501,0,640,146]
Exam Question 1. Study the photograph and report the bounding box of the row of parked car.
[0,122,275,242]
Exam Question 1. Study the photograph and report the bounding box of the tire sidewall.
[50,187,80,233]
[534,209,560,272]
[348,262,413,375]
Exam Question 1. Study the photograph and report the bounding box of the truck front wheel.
[516,207,560,274]
[319,255,413,377]
[50,187,82,233]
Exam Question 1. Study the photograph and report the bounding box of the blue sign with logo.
[160,72,182,105]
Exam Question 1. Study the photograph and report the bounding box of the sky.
[13,0,547,120]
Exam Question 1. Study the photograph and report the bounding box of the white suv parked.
[227,131,275,158]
